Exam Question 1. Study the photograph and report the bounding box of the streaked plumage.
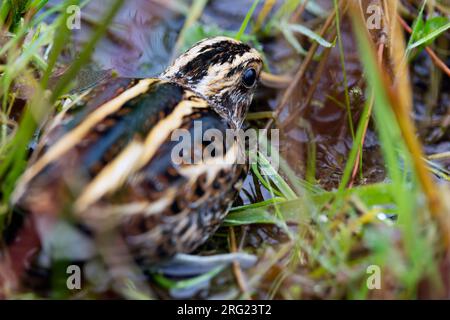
[11,37,263,263]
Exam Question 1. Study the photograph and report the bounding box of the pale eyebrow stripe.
[12,78,159,202]
[193,50,260,97]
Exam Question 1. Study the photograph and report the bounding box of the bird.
[10,36,263,266]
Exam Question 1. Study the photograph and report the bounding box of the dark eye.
[242,68,257,88]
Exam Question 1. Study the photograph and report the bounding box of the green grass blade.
[279,23,307,55]
[405,0,427,56]
[337,93,373,194]
[41,0,79,88]
[172,0,208,56]
[231,197,286,212]
[153,265,224,290]
[333,0,354,140]
[258,151,297,200]
[251,162,284,198]
[223,209,281,226]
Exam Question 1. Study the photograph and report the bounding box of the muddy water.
[4,0,448,299]
[279,17,386,189]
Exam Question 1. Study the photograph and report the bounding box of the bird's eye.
[242,68,257,88]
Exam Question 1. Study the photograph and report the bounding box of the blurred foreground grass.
[1,0,449,299]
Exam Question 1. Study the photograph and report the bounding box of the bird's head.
[161,36,263,128]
